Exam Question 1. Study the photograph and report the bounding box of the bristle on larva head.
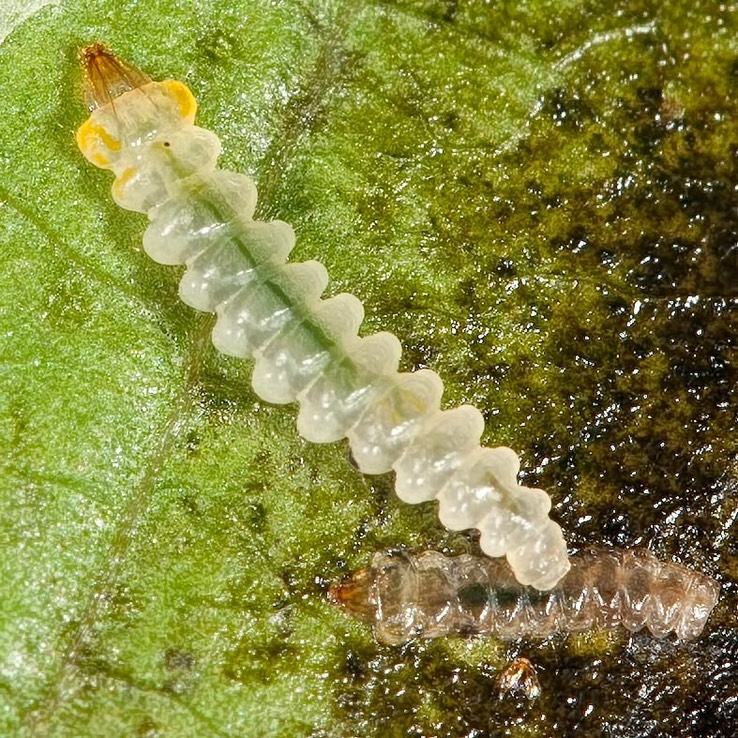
[80,43,152,111]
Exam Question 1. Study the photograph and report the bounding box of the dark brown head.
[328,567,378,625]
[79,43,152,111]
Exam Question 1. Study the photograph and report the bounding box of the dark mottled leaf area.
[1,0,736,736]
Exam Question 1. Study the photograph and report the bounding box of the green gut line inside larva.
[76,43,569,591]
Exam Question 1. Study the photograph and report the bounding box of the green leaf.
[1,1,736,736]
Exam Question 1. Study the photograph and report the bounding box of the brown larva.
[330,548,720,645]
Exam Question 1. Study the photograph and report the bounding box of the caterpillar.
[75,43,569,590]
[330,548,720,645]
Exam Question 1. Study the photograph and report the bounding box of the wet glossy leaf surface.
[1,1,736,736]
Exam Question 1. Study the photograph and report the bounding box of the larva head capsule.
[79,43,153,112]
[76,44,221,212]
[328,567,378,625]
[330,550,432,645]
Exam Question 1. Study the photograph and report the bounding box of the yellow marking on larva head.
[112,166,137,198]
[161,80,197,123]
[91,152,110,167]
[76,118,121,168]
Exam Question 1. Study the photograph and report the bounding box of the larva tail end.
[79,43,152,111]
[328,568,377,625]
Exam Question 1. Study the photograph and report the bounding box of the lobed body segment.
[76,45,570,590]
[331,548,720,645]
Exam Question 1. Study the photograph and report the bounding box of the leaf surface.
[1,1,736,736]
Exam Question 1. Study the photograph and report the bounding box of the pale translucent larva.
[330,548,720,645]
[76,44,570,590]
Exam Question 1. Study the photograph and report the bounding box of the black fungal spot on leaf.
[196,29,239,64]
[163,648,196,672]
[134,718,162,738]
[544,87,593,131]
[222,637,300,685]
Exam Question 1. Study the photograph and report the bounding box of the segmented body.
[331,548,720,645]
[76,45,569,590]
